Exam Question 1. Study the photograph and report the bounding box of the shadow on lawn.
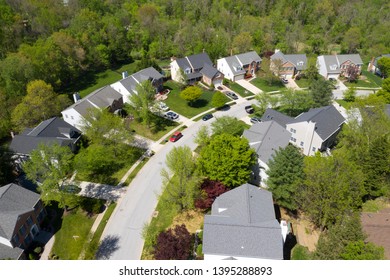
[189,99,208,108]
[95,235,120,260]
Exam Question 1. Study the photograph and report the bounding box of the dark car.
[202,114,213,121]
[225,91,238,100]
[165,111,179,120]
[245,105,254,114]
[250,117,262,124]
[169,131,183,142]
[217,86,223,90]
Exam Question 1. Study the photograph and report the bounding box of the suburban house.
[61,85,123,130]
[317,54,363,80]
[217,51,262,81]
[367,54,390,77]
[261,106,346,156]
[202,183,285,260]
[270,50,307,78]
[110,67,164,103]
[170,52,223,86]
[0,183,46,260]
[242,121,291,186]
[9,117,81,171]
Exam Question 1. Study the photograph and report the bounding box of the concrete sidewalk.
[236,79,263,94]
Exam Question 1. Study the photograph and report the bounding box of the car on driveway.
[169,131,183,142]
[281,77,288,84]
[164,111,179,120]
[158,102,169,111]
[202,113,213,121]
[225,91,238,100]
[217,86,223,90]
[245,105,254,114]
[250,117,262,124]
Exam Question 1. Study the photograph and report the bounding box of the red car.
[169,131,183,142]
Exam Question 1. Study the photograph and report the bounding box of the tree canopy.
[179,86,202,106]
[211,116,247,137]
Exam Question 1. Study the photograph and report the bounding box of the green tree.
[255,92,279,116]
[211,91,226,108]
[261,57,278,86]
[179,86,202,106]
[197,133,257,188]
[343,27,362,53]
[343,86,357,102]
[232,32,253,53]
[304,57,319,81]
[377,57,390,78]
[128,80,156,128]
[266,145,305,211]
[309,79,333,107]
[11,80,70,132]
[340,240,385,260]
[161,146,200,211]
[0,145,14,185]
[376,78,390,103]
[23,143,77,209]
[279,89,313,116]
[194,125,211,152]
[211,116,247,137]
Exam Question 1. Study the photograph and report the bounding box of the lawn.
[343,76,380,88]
[294,78,311,89]
[291,245,312,260]
[224,80,254,97]
[51,208,96,260]
[250,77,286,92]
[130,117,179,141]
[163,81,229,118]
[335,99,354,109]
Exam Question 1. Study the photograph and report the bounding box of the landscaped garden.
[250,77,286,92]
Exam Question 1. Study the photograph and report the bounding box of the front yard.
[250,77,285,92]
[224,80,254,97]
[129,117,178,141]
[294,77,311,89]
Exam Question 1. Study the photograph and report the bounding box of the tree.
[197,133,257,188]
[309,78,333,107]
[232,32,253,54]
[377,57,390,78]
[195,179,228,210]
[179,86,202,106]
[255,92,279,116]
[279,89,313,116]
[0,145,14,185]
[128,80,157,128]
[300,151,366,229]
[211,91,226,108]
[304,57,319,81]
[346,64,360,82]
[261,57,278,86]
[343,27,361,53]
[376,77,390,103]
[343,86,357,102]
[211,116,247,137]
[23,143,77,209]
[340,240,385,260]
[266,145,305,211]
[194,125,211,151]
[11,80,70,132]
[161,146,200,211]
[154,225,193,260]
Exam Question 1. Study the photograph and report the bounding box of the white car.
[158,102,169,111]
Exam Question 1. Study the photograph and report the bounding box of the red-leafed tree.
[154,225,193,260]
[195,179,228,210]
[346,65,359,82]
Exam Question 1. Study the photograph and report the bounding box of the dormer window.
[330,64,338,70]
[297,61,303,66]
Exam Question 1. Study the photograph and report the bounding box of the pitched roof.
[186,52,213,70]
[0,184,40,241]
[291,105,346,140]
[243,121,291,163]
[200,63,220,79]
[261,108,294,127]
[235,51,262,65]
[319,54,364,74]
[203,183,283,260]
[224,55,246,75]
[0,243,23,260]
[337,54,363,65]
[9,117,81,155]
[271,51,307,70]
[116,67,163,95]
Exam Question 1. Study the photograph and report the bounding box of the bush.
[80,197,105,214]
[196,244,203,258]
[33,247,43,254]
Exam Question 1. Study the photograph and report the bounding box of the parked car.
[281,77,288,84]
[329,77,336,82]
[158,102,169,111]
[245,105,254,114]
[202,114,213,121]
[217,86,223,90]
[225,91,238,100]
[169,131,183,142]
[165,111,179,120]
[250,117,262,124]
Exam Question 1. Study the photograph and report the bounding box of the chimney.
[73,92,81,103]
[230,49,233,56]
[122,71,128,79]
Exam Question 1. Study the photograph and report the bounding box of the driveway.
[99,99,257,260]
[285,78,299,90]
[236,79,263,94]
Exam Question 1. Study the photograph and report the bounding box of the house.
[270,50,307,78]
[170,52,223,86]
[202,183,284,260]
[317,54,363,80]
[61,86,123,130]
[261,106,345,156]
[110,67,164,103]
[368,54,390,77]
[217,51,262,81]
[242,121,291,186]
[0,183,46,260]
[9,117,81,171]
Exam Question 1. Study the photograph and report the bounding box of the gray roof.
[9,117,81,155]
[200,63,220,79]
[270,51,287,64]
[374,54,390,67]
[186,52,213,70]
[261,108,294,127]
[175,57,191,71]
[118,67,164,95]
[203,184,284,260]
[64,86,122,116]
[291,105,346,140]
[235,51,262,66]
[243,121,291,163]
[0,243,23,260]
[0,183,40,241]
[337,54,363,65]
[320,54,364,74]
[224,55,246,75]
[271,51,307,70]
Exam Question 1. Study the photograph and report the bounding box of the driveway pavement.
[236,79,262,94]
[285,78,299,89]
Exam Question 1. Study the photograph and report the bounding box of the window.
[65,114,68,118]
[26,216,33,226]
[71,116,74,120]
[312,147,316,152]
[13,234,20,245]
[291,137,296,142]
[290,128,296,133]
[300,141,304,146]
[19,224,26,236]
[24,234,32,246]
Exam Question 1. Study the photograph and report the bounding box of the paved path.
[285,78,299,89]
[236,79,263,94]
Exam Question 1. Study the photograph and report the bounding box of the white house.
[203,183,285,260]
[242,121,291,186]
[317,54,363,80]
[217,51,262,81]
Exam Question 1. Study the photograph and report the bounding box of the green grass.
[294,78,311,88]
[335,99,354,109]
[250,77,285,92]
[51,208,96,260]
[130,117,179,141]
[291,245,312,260]
[125,157,150,185]
[164,81,229,118]
[82,203,116,260]
[361,68,383,87]
[110,159,141,185]
[224,80,254,97]
[362,198,388,213]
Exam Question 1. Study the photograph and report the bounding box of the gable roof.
[243,121,291,163]
[9,117,81,155]
[223,55,246,75]
[200,63,221,79]
[235,51,262,66]
[271,51,307,70]
[0,184,40,241]
[261,108,294,127]
[186,52,213,70]
[203,183,283,260]
[319,54,364,74]
[337,54,363,65]
[291,105,346,140]
[0,243,23,260]
[220,51,261,76]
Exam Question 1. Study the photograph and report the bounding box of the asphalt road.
[99,99,255,260]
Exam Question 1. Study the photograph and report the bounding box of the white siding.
[287,121,324,156]
[170,60,183,83]
[110,82,132,103]
[317,56,328,79]
[217,58,235,81]
[61,108,84,130]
